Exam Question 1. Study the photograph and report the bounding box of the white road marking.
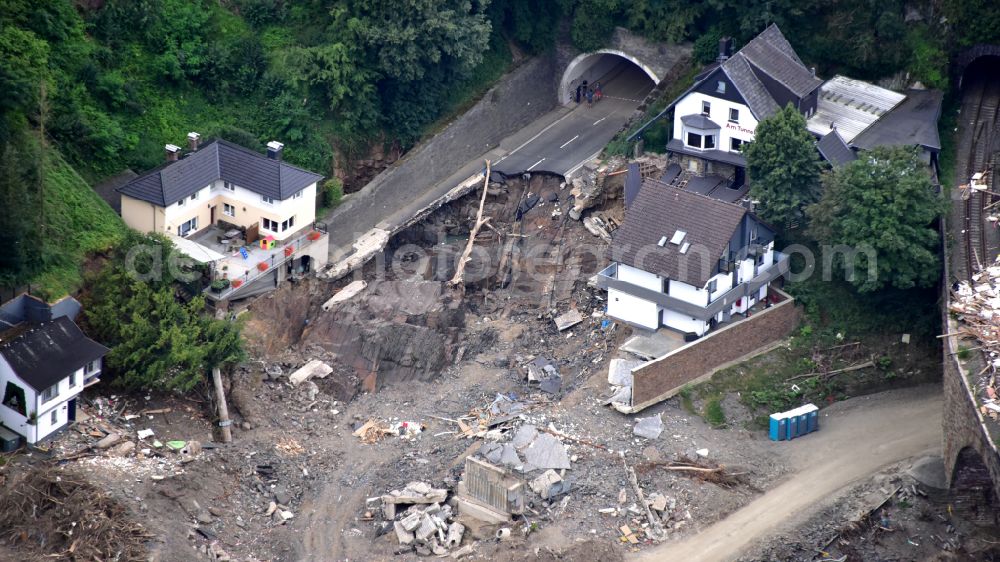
[559,135,579,149]
[497,107,579,163]
[527,158,546,171]
[563,151,603,177]
[593,116,608,125]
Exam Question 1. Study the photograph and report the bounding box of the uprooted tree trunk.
[449,160,492,288]
[212,367,232,443]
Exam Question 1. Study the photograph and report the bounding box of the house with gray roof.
[117,134,324,242]
[632,24,942,178]
[596,178,789,336]
[0,299,108,445]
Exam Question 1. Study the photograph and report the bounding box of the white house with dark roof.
[117,135,324,242]
[597,178,789,336]
[0,315,108,444]
[632,24,942,178]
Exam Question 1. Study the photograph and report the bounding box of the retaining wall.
[628,287,802,412]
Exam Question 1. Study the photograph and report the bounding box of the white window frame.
[51,409,58,425]
[223,181,235,192]
[729,108,739,122]
[261,195,275,205]
[262,218,278,232]
[69,371,77,386]
[730,138,746,152]
[84,360,96,375]
[224,203,235,217]
[41,384,58,404]
[179,217,198,237]
[280,216,296,232]
[716,81,726,93]
[293,191,303,199]
[701,101,711,115]
[707,279,718,293]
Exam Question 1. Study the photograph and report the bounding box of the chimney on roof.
[187,132,201,151]
[717,37,732,63]
[811,66,816,77]
[266,141,284,160]
[165,144,181,162]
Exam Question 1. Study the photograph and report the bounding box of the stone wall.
[942,310,1000,505]
[629,288,802,412]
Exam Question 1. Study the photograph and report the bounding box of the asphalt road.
[324,58,653,258]
[494,60,655,176]
[635,385,943,562]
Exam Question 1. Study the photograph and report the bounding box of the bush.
[320,177,343,210]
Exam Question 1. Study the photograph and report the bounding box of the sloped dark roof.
[0,317,108,392]
[720,53,781,120]
[681,114,721,129]
[739,24,823,98]
[851,89,943,152]
[816,130,857,167]
[117,139,324,207]
[613,179,748,287]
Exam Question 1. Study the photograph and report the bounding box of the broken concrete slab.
[321,280,368,311]
[95,433,122,449]
[511,425,538,449]
[522,433,571,470]
[400,511,422,532]
[633,414,663,440]
[445,522,465,547]
[620,329,686,360]
[499,444,522,468]
[538,374,562,394]
[288,359,334,387]
[415,514,438,542]
[394,521,414,545]
[529,469,571,500]
[608,358,643,386]
[554,309,584,331]
[455,496,510,524]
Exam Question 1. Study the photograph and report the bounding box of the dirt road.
[637,385,943,562]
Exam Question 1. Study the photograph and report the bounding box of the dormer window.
[702,101,711,115]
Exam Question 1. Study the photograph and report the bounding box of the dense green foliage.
[83,232,244,391]
[0,130,126,298]
[745,105,821,228]
[0,0,512,182]
[807,147,944,293]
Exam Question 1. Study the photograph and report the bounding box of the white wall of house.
[607,288,660,331]
[673,92,758,154]
[0,355,87,444]
[667,278,708,306]
[662,309,708,336]
[617,264,663,292]
[0,356,37,442]
[159,181,317,241]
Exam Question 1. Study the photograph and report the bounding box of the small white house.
[598,178,789,336]
[0,316,108,444]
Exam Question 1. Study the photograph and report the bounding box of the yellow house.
[117,135,323,242]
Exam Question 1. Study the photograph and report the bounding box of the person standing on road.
[595,81,602,102]
[575,84,582,103]
[586,88,594,107]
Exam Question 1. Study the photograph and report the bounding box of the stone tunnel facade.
[956,45,1000,89]
[557,27,691,105]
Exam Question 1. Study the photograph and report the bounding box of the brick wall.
[629,288,802,412]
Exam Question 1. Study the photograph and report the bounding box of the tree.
[745,104,821,228]
[0,134,43,288]
[83,232,245,391]
[807,146,944,293]
[570,0,620,52]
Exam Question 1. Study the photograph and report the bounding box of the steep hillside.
[28,148,127,300]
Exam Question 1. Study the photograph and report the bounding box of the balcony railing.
[597,251,789,322]
[207,224,328,300]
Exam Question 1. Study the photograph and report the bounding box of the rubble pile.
[949,260,1000,421]
[380,482,470,557]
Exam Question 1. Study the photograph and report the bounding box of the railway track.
[962,75,1000,280]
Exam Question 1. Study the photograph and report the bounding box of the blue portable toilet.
[769,412,786,441]
[803,404,819,433]
[785,408,799,440]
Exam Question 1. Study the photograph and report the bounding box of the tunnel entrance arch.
[950,446,1000,526]
[957,46,1000,90]
[559,50,660,105]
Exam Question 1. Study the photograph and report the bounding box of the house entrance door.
[68,399,76,422]
[210,206,216,225]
